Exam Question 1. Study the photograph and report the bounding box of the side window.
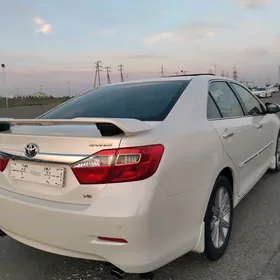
[209,81,244,118]
[230,83,263,116]
[207,94,221,119]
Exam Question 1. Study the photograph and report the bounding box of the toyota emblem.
[25,143,39,158]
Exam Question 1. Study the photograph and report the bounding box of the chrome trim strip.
[0,149,88,164]
[239,141,274,168]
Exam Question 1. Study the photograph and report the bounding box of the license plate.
[9,161,65,188]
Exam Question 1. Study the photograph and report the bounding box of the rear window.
[40,81,190,121]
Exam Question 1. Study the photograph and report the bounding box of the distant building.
[34,92,46,98]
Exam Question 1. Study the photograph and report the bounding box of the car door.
[230,83,275,178]
[208,81,262,197]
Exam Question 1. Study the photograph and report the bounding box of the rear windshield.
[40,80,190,121]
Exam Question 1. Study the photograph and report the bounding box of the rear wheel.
[202,175,233,261]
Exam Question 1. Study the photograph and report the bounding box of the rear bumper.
[0,183,198,273]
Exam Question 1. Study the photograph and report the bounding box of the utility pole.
[105,66,112,84]
[221,70,225,77]
[94,61,102,88]
[118,64,124,82]
[233,66,238,81]
[67,81,71,97]
[213,64,217,75]
[1,64,8,108]
[160,65,165,77]
[208,69,213,74]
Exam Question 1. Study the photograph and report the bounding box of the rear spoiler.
[0,118,152,136]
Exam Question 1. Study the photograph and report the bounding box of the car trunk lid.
[0,118,153,205]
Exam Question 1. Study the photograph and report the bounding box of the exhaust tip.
[109,266,126,279]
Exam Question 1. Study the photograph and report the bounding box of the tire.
[202,175,233,261]
[269,131,280,173]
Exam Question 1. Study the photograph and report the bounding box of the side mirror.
[265,102,280,114]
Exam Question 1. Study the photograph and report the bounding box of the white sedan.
[0,74,280,279]
[252,87,272,98]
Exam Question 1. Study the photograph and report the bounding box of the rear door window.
[207,94,222,119]
[209,81,244,118]
[41,81,190,121]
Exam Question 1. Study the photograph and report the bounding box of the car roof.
[101,74,235,88]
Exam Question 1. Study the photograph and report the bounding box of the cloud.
[144,32,173,45]
[241,47,272,57]
[143,21,232,45]
[116,53,166,60]
[90,28,115,38]
[234,0,271,9]
[33,17,52,34]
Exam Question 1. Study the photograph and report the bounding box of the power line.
[94,61,102,88]
[105,66,112,84]
[118,64,124,82]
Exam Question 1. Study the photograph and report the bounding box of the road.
[1,95,280,280]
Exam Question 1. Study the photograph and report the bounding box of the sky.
[1,0,280,96]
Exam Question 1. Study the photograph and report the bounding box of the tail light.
[71,144,164,184]
[0,157,9,172]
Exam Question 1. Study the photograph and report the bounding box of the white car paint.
[0,75,279,275]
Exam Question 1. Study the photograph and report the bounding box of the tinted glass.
[209,81,244,118]
[207,94,221,119]
[231,83,263,116]
[41,81,190,121]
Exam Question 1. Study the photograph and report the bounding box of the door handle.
[222,131,234,138]
[256,124,262,129]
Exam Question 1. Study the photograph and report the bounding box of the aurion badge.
[25,143,39,158]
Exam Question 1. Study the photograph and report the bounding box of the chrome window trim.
[0,149,88,165]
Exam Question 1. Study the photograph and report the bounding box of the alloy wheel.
[210,187,231,249]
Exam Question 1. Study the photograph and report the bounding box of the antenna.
[94,61,102,88]
[118,64,124,82]
[105,66,112,84]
